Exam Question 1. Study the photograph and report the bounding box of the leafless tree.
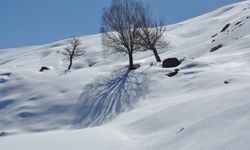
[138,7,167,62]
[101,0,145,70]
[62,38,86,70]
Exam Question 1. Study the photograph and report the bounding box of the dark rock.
[235,21,242,25]
[239,24,244,27]
[210,44,223,52]
[39,66,50,72]
[211,34,218,38]
[177,128,185,134]
[224,79,232,84]
[162,58,182,68]
[221,23,231,32]
[167,69,179,77]
[212,39,216,42]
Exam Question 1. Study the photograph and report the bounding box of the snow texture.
[73,68,148,128]
[1,1,250,150]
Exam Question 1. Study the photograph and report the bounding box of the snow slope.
[1,1,250,150]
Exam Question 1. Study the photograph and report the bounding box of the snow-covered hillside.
[1,1,250,150]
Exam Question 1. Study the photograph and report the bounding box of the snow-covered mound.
[1,1,250,150]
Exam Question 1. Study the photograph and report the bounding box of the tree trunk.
[152,47,161,62]
[128,52,134,70]
[68,57,73,70]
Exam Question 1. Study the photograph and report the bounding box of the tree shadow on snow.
[73,68,148,128]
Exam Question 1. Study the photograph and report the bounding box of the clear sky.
[0,0,243,49]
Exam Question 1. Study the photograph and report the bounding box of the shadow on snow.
[73,68,148,128]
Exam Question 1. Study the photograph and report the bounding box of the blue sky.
[0,0,242,49]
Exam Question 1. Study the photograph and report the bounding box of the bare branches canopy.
[101,0,145,70]
[101,0,168,68]
[138,7,167,62]
[62,38,86,70]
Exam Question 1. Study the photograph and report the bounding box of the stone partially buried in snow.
[166,69,180,77]
[39,66,50,72]
[162,58,181,68]
[221,23,231,32]
[210,44,223,52]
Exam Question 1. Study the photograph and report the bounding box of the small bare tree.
[138,7,167,62]
[101,0,144,70]
[62,38,86,70]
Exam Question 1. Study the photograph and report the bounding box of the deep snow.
[1,1,250,150]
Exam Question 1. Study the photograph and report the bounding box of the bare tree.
[62,38,86,70]
[138,7,167,62]
[101,0,145,70]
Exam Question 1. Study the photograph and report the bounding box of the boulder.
[162,58,181,68]
[221,23,230,32]
[39,66,50,72]
[210,44,223,52]
[224,79,232,85]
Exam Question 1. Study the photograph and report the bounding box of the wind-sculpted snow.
[73,68,148,128]
[2,1,250,149]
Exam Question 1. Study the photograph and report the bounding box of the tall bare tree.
[138,7,167,62]
[101,0,144,70]
[62,38,86,70]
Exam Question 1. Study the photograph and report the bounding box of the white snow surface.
[1,1,250,150]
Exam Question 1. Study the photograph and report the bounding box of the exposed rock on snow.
[221,23,231,32]
[210,44,223,52]
[166,69,180,77]
[39,66,50,72]
[162,58,181,68]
